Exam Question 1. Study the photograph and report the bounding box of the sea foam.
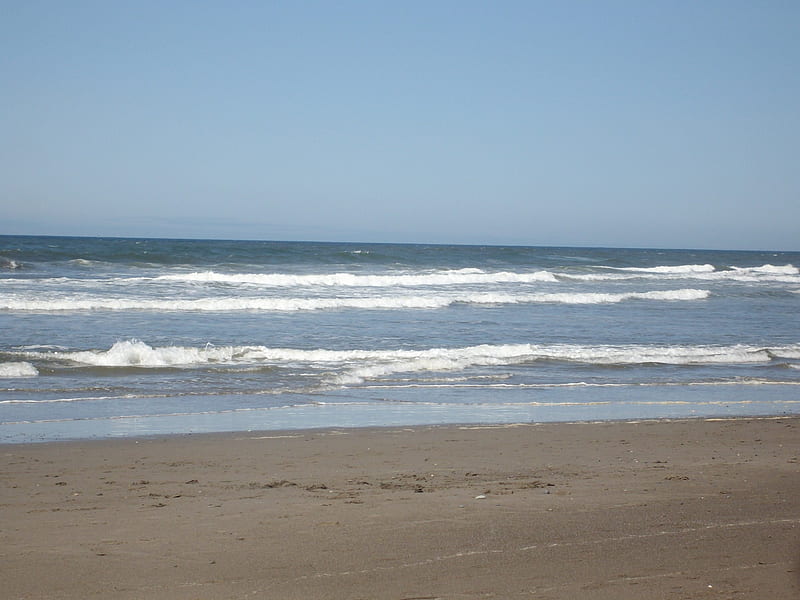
[19,340,798,372]
[732,264,799,275]
[48,340,241,367]
[606,264,716,274]
[333,343,796,384]
[152,269,559,287]
[0,288,709,312]
[0,362,39,378]
[593,263,799,283]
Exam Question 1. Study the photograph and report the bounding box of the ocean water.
[1,235,798,443]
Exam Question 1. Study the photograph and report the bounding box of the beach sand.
[2,417,799,599]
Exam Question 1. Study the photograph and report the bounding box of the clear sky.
[2,1,798,250]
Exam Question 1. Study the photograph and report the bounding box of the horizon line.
[0,232,797,254]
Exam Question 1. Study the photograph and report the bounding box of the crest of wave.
[732,264,798,275]
[22,340,799,373]
[612,264,716,274]
[0,362,39,378]
[52,340,240,367]
[333,343,797,384]
[154,269,559,287]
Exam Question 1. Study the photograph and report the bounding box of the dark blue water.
[1,235,798,442]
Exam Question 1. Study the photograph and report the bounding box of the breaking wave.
[151,268,559,287]
[14,340,799,375]
[0,257,20,270]
[0,288,709,312]
[584,263,799,282]
[332,343,800,384]
[0,362,39,378]
[608,264,717,274]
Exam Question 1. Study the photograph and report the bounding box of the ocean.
[1,235,798,443]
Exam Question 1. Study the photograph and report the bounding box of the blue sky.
[2,1,798,250]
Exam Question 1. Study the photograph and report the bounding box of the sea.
[1,235,799,443]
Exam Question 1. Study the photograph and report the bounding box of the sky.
[1,1,799,250]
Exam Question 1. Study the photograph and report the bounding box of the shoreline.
[2,416,799,598]
[5,390,800,445]
[4,410,800,446]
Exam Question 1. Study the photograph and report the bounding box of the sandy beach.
[2,417,799,599]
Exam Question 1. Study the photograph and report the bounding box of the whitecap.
[0,362,39,378]
[741,264,798,275]
[603,264,716,274]
[151,269,559,287]
[331,342,794,384]
[18,340,800,378]
[0,288,709,312]
[53,340,241,367]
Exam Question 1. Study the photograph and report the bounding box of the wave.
[359,380,800,389]
[150,268,559,287]
[607,264,717,274]
[21,340,248,367]
[581,263,799,283]
[0,394,135,405]
[0,362,39,378]
[14,340,799,373]
[4,264,795,292]
[0,277,74,286]
[68,258,103,267]
[0,288,709,312]
[0,257,21,270]
[332,343,800,384]
[735,264,799,275]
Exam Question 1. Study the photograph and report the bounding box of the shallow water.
[1,236,798,442]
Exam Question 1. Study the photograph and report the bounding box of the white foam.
[151,269,559,287]
[334,342,792,384]
[0,362,39,378]
[521,289,710,303]
[452,289,709,305]
[606,264,716,274]
[360,379,800,390]
[14,344,70,351]
[0,288,709,312]
[48,340,243,367]
[0,394,133,404]
[0,277,73,286]
[67,258,109,268]
[16,341,799,376]
[739,264,798,275]
[6,264,796,295]
[0,296,443,312]
[587,263,799,283]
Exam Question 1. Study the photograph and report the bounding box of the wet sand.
[2,417,799,599]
